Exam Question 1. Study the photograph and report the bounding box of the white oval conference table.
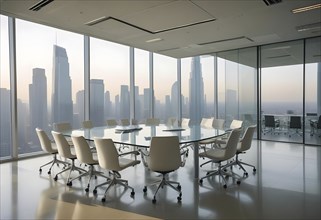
[63,124,226,179]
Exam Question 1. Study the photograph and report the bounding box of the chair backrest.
[106,119,118,127]
[35,128,55,154]
[166,117,177,126]
[213,118,225,130]
[289,116,301,129]
[51,131,74,158]
[81,120,93,129]
[146,118,160,126]
[201,118,214,128]
[119,119,130,126]
[224,128,242,160]
[149,136,181,172]
[264,115,276,128]
[71,135,95,164]
[181,118,190,127]
[238,125,257,152]
[230,120,243,129]
[94,138,121,171]
[53,122,72,132]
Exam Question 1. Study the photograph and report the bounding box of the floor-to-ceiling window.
[217,48,258,129]
[134,49,150,124]
[90,38,130,124]
[153,54,177,123]
[305,37,321,146]
[261,40,304,143]
[0,15,11,158]
[15,19,84,155]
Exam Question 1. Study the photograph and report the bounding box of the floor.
[1,140,320,220]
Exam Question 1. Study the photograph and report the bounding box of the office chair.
[166,117,177,126]
[106,119,118,127]
[288,116,302,137]
[71,135,110,192]
[53,122,73,145]
[310,115,321,137]
[181,118,190,127]
[36,128,69,174]
[119,119,130,126]
[145,118,160,126]
[93,138,140,202]
[263,115,279,135]
[141,136,186,203]
[200,117,214,128]
[51,131,86,186]
[81,120,93,129]
[199,118,225,149]
[228,125,257,176]
[199,128,242,188]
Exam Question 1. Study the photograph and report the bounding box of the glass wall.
[90,38,130,124]
[134,49,150,124]
[153,54,177,123]
[15,19,84,155]
[217,48,258,129]
[305,37,321,145]
[0,15,11,158]
[261,40,304,143]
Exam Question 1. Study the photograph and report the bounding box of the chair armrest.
[119,150,140,157]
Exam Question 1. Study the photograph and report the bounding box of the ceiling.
[0,0,320,59]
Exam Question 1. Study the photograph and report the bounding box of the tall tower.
[90,79,104,126]
[51,45,73,124]
[29,68,48,142]
[120,85,130,119]
[189,56,204,125]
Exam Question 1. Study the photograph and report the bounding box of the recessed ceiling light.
[296,22,321,32]
[145,38,163,43]
[292,3,321,13]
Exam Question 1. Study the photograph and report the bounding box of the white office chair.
[145,118,160,126]
[229,125,257,176]
[212,119,243,148]
[81,120,93,129]
[199,128,242,188]
[51,131,86,186]
[181,118,190,127]
[166,117,177,126]
[53,122,73,145]
[200,118,214,128]
[36,128,69,174]
[141,136,186,204]
[71,135,110,192]
[199,118,225,148]
[119,119,130,126]
[93,138,140,202]
[106,119,118,127]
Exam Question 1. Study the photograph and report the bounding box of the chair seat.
[119,158,140,170]
[199,148,226,161]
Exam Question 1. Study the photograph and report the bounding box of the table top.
[63,124,226,148]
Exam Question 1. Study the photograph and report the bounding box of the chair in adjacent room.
[93,138,140,202]
[51,131,86,186]
[199,128,242,188]
[106,119,118,127]
[141,136,186,203]
[81,120,93,129]
[71,135,110,192]
[310,115,321,137]
[263,115,279,135]
[145,118,160,126]
[36,128,69,174]
[288,116,302,137]
[228,125,257,176]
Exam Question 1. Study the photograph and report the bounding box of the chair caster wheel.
[101,197,106,202]
[85,188,89,192]
[152,198,156,204]
[177,185,181,190]
[199,179,203,184]
[95,175,97,179]
[39,168,42,173]
[143,186,147,193]
[253,168,256,172]
[54,176,58,181]
[244,172,248,176]
[67,181,72,186]
[93,189,97,194]
[237,180,241,185]
[47,170,51,175]
[177,196,182,202]
[223,184,227,189]
[131,191,135,196]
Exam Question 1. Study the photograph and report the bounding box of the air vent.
[29,0,54,11]
[262,0,282,6]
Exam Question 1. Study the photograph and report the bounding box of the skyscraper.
[120,85,130,119]
[189,56,204,125]
[51,45,73,124]
[104,90,113,119]
[29,68,48,143]
[90,79,104,126]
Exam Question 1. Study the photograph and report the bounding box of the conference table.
[63,124,226,179]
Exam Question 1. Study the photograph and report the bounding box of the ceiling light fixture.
[292,3,321,13]
[296,22,321,32]
[29,0,54,11]
[146,38,163,43]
